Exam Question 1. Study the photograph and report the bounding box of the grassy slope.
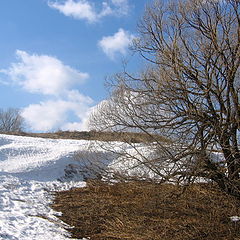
[52,181,240,240]
[0,130,170,143]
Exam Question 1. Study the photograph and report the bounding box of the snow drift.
[0,134,90,240]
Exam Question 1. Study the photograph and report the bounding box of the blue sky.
[0,0,145,132]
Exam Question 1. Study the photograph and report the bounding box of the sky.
[0,0,146,132]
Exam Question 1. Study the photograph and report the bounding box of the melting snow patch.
[0,134,89,240]
[230,216,240,222]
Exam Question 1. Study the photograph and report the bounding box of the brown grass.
[0,130,170,143]
[52,181,240,240]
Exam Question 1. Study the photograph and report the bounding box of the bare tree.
[0,108,24,132]
[86,0,240,196]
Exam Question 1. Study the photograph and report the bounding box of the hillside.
[0,132,239,240]
[0,133,88,240]
[0,130,170,143]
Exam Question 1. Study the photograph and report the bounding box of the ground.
[1,133,240,240]
[53,180,240,240]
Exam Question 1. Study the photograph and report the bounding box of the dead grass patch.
[0,131,170,143]
[52,181,240,240]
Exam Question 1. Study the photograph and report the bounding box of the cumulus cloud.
[49,0,100,22]
[48,0,130,22]
[1,50,95,132]
[21,100,68,132]
[1,50,89,96]
[61,105,94,131]
[21,90,94,132]
[98,28,135,59]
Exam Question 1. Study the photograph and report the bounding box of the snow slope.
[0,134,90,240]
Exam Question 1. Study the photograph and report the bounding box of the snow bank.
[0,134,90,240]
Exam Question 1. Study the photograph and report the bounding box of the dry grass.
[0,130,170,143]
[52,181,240,240]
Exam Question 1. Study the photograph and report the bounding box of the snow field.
[0,134,89,240]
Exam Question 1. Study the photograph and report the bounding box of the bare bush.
[0,108,24,132]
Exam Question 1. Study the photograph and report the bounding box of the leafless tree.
[0,108,24,132]
[85,0,240,196]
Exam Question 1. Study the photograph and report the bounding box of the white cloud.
[48,0,98,22]
[98,28,135,59]
[48,0,130,22]
[61,105,93,131]
[1,50,89,96]
[21,100,68,132]
[1,50,95,132]
[21,90,94,132]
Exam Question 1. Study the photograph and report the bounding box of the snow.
[0,133,221,239]
[0,134,90,240]
[230,216,240,222]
